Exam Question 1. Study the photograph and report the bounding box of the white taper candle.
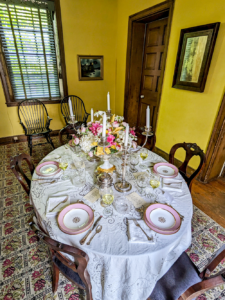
[68,98,74,117]
[146,106,150,128]
[125,124,129,146]
[102,112,106,138]
[91,108,94,122]
[107,92,110,110]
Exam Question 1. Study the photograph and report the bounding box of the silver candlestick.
[68,115,78,131]
[106,110,112,118]
[132,126,153,153]
[114,145,132,193]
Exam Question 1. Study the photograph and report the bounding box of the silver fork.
[133,220,152,241]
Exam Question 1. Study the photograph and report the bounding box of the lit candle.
[125,124,129,146]
[91,108,93,122]
[107,92,110,111]
[102,112,106,138]
[146,106,150,128]
[68,98,74,117]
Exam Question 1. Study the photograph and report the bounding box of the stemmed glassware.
[59,156,69,180]
[137,173,148,196]
[149,173,161,189]
[139,148,149,169]
[129,153,139,172]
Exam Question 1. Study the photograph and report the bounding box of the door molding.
[124,0,174,131]
[200,93,225,182]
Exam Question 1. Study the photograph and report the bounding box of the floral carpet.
[0,137,224,300]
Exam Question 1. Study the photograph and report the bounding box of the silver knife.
[79,215,102,245]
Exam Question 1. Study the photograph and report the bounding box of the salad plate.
[36,161,61,177]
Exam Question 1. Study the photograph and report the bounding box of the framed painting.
[172,23,220,92]
[78,55,104,81]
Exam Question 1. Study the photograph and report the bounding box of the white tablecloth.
[30,146,193,300]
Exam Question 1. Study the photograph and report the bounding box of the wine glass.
[139,148,149,169]
[113,196,130,214]
[99,186,114,217]
[149,173,161,189]
[137,173,148,196]
[59,156,69,180]
[129,153,139,172]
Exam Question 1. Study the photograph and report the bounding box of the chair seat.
[150,252,202,300]
[26,127,51,135]
[53,256,85,288]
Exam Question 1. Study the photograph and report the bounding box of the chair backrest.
[169,142,205,191]
[18,99,49,132]
[61,95,89,125]
[28,216,92,299]
[10,153,34,195]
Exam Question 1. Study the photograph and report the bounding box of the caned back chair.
[61,95,90,127]
[18,99,55,155]
[10,153,34,195]
[29,216,93,299]
[169,142,205,192]
[148,246,225,300]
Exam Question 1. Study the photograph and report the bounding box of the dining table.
[30,145,193,300]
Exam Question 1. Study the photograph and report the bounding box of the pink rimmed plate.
[36,161,61,177]
[144,215,180,235]
[144,203,181,233]
[153,162,178,178]
[58,203,94,235]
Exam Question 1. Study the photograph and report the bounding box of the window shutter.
[0,2,60,100]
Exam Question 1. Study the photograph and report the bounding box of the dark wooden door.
[137,18,168,130]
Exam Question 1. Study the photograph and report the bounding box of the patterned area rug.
[0,137,224,300]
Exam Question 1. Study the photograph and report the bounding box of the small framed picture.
[172,22,220,92]
[77,55,104,81]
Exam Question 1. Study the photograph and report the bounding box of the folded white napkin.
[162,178,183,192]
[159,190,174,205]
[46,195,70,217]
[128,220,155,243]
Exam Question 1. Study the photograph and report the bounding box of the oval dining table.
[30,146,193,300]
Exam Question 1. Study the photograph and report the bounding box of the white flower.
[115,115,124,122]
[94,111,105,118]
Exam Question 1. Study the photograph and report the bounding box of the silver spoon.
[87,225,102,245]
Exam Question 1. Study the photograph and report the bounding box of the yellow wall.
[0,0,117,137]
[115,0,225,168]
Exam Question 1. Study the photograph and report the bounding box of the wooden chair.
[28,216,93,300]
[59,124,80,146]
[10,153,34,195]
[136,126,156,151]
[61,95,90,127]
[148,247,225,300]
[169,143,205,191]
[18,99,55,156]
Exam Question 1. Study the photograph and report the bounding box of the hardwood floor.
[192,177,225,228]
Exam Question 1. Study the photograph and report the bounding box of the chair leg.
[45,133,55,149]
[52,263,59,293]
[28,136,32,156]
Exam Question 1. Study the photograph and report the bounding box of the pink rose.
[81,127,86,133]
[74,138,79,145]
[107,135,115,145]
[112,122,119,128]
[122,122,127,127]
[132,141,137,149]
[88,151,93,157]
[97,127,102,134]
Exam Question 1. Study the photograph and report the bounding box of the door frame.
[200,93,225,182]
[124,0,174,131]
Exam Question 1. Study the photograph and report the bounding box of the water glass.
[129,153,139,172]
[137,173,148,196]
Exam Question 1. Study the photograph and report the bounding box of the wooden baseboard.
[153,147,195,175]
[0,130,60,146]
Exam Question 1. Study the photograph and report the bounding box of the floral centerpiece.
[69,112,137,158]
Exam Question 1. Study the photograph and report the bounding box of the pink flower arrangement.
[130,127,136,136]
[107,134,115,145]
[89,122,102,136]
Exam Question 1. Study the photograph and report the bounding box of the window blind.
[0,2,60,100]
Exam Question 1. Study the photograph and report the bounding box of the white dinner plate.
[156,165,175,176]
[63,208,89,230]
[40,164,59,175]
[149,208,176,230]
